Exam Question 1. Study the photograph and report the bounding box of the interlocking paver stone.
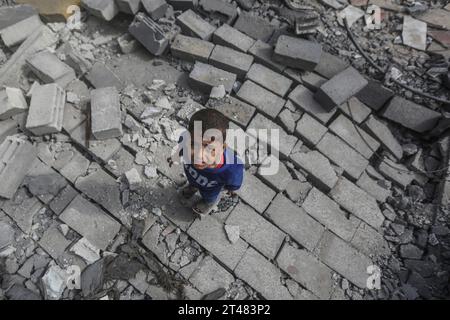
[237,173,276,213]
[90,87,123,140]
[235,247,292,300]
[277,243,334,299]
[246,63,292,97]
[226,202,285,259]
[171,34,214,63]
[213,23,255,53]
[189,61,237,94]
[302,188,360,241]
[176,9,216,41]
[187,215,248,270]
[60,195,121,250]
[316,133,369,181]
[209,45,254,78]
[330,177,385,230]
[266,194,325,251]
[237,80,285,118]
[273,35,323,71]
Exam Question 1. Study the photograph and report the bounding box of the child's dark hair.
[188,109,229,142]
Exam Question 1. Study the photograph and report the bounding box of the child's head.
[187,109,229,170]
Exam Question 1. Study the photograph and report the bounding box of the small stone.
[144,166,158,178]
[155,96,171,110]
[152,207,162,216]
[224,224,240,244]
[210,85,226,99]
[403,144,418,156]
[125,168,142,190]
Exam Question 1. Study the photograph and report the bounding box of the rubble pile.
[0,0,449,300]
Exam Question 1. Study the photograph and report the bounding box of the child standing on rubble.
[168,109,244,218]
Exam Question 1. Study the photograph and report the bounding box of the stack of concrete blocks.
[81,0,119,21]
[0,87,28,120]
[314,67,369,111]
[129,12,169,56]
[26,84,66,136]
[26,50,76,88]
[0,136,37,199]
[142,0,168,20]
[90,87,123,140]
[0,5,43,47]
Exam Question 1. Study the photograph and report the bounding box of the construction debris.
[0,0,449,302]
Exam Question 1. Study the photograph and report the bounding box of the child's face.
[191,138,225,170]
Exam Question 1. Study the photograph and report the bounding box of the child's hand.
[226,190,237,197]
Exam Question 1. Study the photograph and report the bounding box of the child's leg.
[181,184,198,199]
[192,189,222,216]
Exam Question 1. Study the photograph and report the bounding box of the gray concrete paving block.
[26,50,75,88]
[209,45,254,78]
[328,114,380,160]
[302,187,360,242]
[277,243,334,299]
[257,155,292,192]
[0,5,42,47]
[381,96,441,133]
[237,80,285,119]
[315,231,373,289]
[248,40,285,73]
[266,193,325,251]
[295,113,328,146]
[288,85,337,125]
[189,256,234,294]
[81,0,119,21]
[314,67,368,111]
[90,87,123,140]
[189,61,236,94]
[0,136,37,199]
[26,83,65,136]
[142,0,168,20]
[330,177,385,230]
[237,172,276,213]
[116,0,142,15]
[362,115,403,160]
[0,87,28,120]
[60,195,121,250]
[129,13,169,56]
[187,215,248,270]
[273,35,323,71]
[226,202,285,259]
[355,79,394,111]
[234,247,292,300]
[38,225,71,260]
[246,63,292,97]
[316,133,369,181]
[207,96,255,128]
[170,34,214,63]
[213,23,255,53]
[233,13,275,42]
[176,9,216,41]
[85,62,123,90]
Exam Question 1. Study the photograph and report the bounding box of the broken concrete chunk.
[129,13,169,56]
[0,87,28,120]
[224,224,240,244]
[176,9,216,41]
[81,0,119,21]
[0,4,42,47]
[170,34,214,63]
[381,96,441,133]
[26,83,65,136]
[90,87,123,140]
[26,50,76,88]
[41,263,68,300]
[142,0,168,20]
[116,0,142,15]
[125,168,142,190]
[213,23,255,53]
[314,67,368,111]
[0,221,15,250]
[71,238,101,264]
[189,61,237,94]
[402,15,427,51]
[273,35,323,71]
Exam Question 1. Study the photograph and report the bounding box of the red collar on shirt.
[215,153,225,169]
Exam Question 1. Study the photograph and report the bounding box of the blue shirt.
[184,148,244,201]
